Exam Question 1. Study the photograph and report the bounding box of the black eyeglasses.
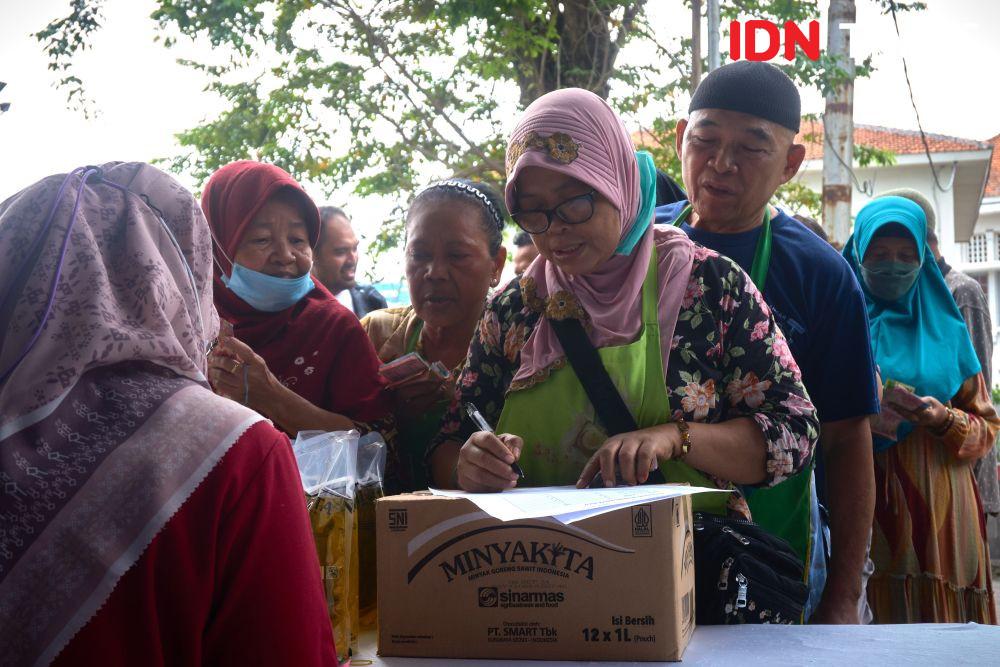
[511,190,597,234]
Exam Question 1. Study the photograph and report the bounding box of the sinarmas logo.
[479,587,499,607]
[480,587,566,609]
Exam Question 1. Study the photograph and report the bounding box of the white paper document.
[429,484,728,524]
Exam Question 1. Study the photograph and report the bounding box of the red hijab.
[201,161,388,422]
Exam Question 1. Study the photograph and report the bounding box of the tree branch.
[324,0,504,174]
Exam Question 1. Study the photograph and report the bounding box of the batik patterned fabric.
[868,373,999,624]
[943,266,1000,516]
[0,163,262,665]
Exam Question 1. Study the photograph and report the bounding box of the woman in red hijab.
[203,161,389,435]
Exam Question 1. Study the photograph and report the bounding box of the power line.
[886,1,952,192]
[822,120,876,197]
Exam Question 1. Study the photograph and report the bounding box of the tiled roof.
[986,134,1000,198]
[632,122,999,197]
[632,123,991,160]
[798,120,991,161]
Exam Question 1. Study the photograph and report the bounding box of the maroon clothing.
[221,280,390,423]
[202,161,389,423]
[53,421,337,666]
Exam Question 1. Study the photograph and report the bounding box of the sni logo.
[388,508,408,532]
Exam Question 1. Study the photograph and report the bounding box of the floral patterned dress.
[430,246,819,517]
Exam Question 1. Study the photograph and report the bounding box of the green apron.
[673,204,813,563]
[397,321,447,491]
[496,246,729,515]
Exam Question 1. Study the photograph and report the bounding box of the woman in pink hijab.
[428,89,818,520]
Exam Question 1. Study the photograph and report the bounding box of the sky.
[2,0,999,282]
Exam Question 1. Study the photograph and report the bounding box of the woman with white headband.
[362,178,508,492]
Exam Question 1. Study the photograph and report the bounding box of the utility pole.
[691,0,702,91]
[707,0,720,71]
[823,0,856,246]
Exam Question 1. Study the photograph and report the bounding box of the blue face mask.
[222,263,315,312]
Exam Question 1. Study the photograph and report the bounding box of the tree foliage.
[36,0,924,239]
[34,0,106,116]
[39,0,657,252]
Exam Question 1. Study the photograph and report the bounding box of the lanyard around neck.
[673,204,773,291]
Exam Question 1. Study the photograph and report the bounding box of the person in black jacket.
[313,206,388,318]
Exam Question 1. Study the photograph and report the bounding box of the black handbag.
[551,317,808,624]
[693,512,808,625]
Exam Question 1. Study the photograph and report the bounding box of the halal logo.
[632,505,652,537]
[682,529,695,575]
[478,587,499,607]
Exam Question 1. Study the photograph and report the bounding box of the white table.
[354,623,1000,666]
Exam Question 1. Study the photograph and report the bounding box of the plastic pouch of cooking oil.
[355,432,387,632]
[295,430,360,665]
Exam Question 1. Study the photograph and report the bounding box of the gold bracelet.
[676,417,691,460]
[931,408,955,437]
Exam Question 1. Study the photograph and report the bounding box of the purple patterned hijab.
[0,163,263,665]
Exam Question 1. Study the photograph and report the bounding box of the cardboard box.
[376,492,695,661]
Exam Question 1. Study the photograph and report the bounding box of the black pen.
[464,402,525,479]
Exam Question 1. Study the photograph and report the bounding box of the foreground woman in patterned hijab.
[0,163,336,665]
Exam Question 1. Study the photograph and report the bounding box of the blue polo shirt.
[656,202,880,501]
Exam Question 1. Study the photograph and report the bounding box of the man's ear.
[675,118,689,158]
[782,142,807,184]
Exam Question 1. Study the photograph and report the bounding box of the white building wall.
[795,163,960,258]
[964,203,1000,386]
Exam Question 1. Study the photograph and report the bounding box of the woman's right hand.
[456,432,524,492]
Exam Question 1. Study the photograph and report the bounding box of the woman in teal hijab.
[843,195,998,624]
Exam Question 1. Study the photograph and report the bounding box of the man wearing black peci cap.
[656,61,879,624]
